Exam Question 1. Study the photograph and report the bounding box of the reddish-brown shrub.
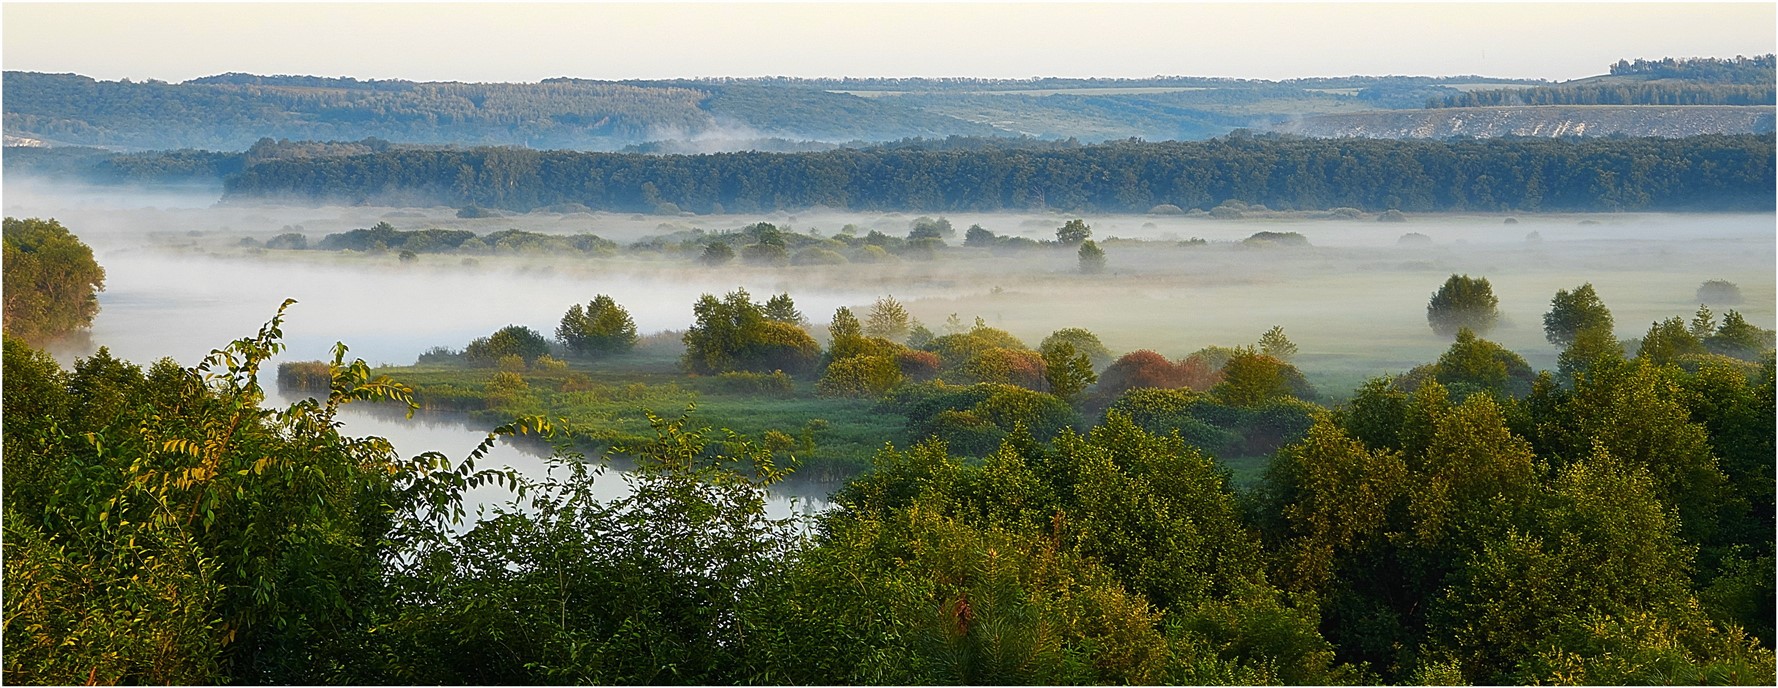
[895,349,942,382]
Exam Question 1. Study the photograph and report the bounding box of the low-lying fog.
[12,178,1775,401]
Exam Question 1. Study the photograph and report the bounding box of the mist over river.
[10,180,1773,516]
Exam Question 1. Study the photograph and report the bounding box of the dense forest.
[220,133,1777,213]
[6,269,1775,684]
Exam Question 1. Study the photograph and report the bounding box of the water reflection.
[265,386,832,527]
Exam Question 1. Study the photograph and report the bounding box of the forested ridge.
[221,133,1777,213]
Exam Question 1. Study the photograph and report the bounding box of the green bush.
[817,355,904,398]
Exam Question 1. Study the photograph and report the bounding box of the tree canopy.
[2,217,106,344]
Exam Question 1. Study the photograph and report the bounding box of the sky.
[3,2,1774,83]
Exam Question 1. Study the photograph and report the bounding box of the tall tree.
[1428,274,1500,338]
[864,296,912,341]
[1543,283,1613,348]
[1056,219,1093,246]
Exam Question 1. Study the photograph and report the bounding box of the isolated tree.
[556,294,638,357]
[1543,283,1613,348]
[1696,279,1743,305]
[1056,219,1092,246]
[3,217,106,343]
[1427,274,1500,337]
[1259,326,1299,361]
[1078,240,1106,274]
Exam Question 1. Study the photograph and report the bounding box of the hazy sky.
[4,2,1774,83]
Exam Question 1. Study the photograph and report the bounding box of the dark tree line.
[223,133,1777,213]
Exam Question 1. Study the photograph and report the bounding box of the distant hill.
[1,72,997,151]
[4,60,1766,152]
[2,72,1539,151]
[1273,106,1776,139]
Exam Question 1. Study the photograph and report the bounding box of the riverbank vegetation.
[7,267,1775,684]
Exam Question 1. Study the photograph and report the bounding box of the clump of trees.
[3,217,106,343]
[464,325,552,367]
[682,289,821,376]
[1428,274,1500,337]
[556,295,637,358]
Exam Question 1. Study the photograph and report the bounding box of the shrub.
[1096,350,1204,397]
[816,355,904,398]
[962,347,1048,390]
[895,349,941,382]
[714,370,796,398]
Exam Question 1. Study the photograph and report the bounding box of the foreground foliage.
[4,290,1774,684]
